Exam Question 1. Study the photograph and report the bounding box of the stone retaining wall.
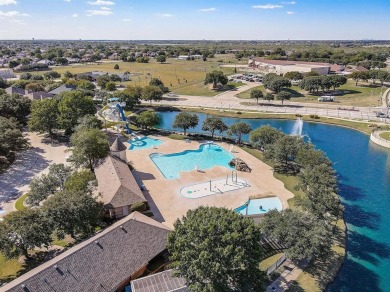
[370,131,390,149]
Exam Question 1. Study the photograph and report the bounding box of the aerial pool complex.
[235,197,283,215]
[150,143,234,179]
[129,136,163,150]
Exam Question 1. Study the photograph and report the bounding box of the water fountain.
[291,118,303,136]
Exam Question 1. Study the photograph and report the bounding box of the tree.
[249,125,283,151]
[105,81,117,91]
[136,110,159,129]
[114,64,119,70]
[228,122,251,144]
[250,89,263,104]
[149,78,169,93]
[0,77,7,89]
[25,83,45,92]
[113,88,142,110]
[276,91,291,105]
[201,116,228,139]
[70,128,109,170]
[77,80,96,91]
[96,75,111,88]
[63,71,74,78]
[263,74,291,93]
[328,75,347,91]
[204,70,228,89]
[43,71,61,80]
[0,209,52,258]
[377,70,390,86]
[0,117,28,162]
[42,190,103,240]
[20,73,32,80]
[110,74,122,82]
[58,91,96,135]
[264,93,274,104]
[75,114,102,131]
[28,98,59,136]
[63,169,96,194]
[156,55,167,63]
[350,71,369,86]
[141,85,163,104]
[0,93,31,123]
[266,135,303,172]
[168,207,265,292]
[172,112,199,135]
[260,209,332,262]
[284,71,304,81]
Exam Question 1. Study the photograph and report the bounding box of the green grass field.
[379,131,390,141]
[237,81,386,106]
[33,54,244,96]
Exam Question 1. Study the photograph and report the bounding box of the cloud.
[87,0,114,5]
[86,9,112,16]
[159,13,173,17]
[100,6,111,10]
[252,4,283,9]
[0,0,17,5]
[0,10,29,17]
[122,18,131,22]
[199,8,216,12]
[282,1,296,4]
[72,13,79,17]
[9,19,25,24]
[64,0,71,3]
[287,11,295,14]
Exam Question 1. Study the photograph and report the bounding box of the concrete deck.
[126,135,294,228]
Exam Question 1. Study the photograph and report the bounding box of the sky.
[0,0,389,40]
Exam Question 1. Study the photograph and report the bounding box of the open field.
[237,81,386,107]
[33,54,246,96]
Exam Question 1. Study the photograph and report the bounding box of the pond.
[157,111,390,291]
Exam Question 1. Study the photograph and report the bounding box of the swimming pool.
[150,143,234,179]
[235,197,283,215]
[129,137,163,150]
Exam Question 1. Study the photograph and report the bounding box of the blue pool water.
[235,197,283,215]
[150,143,234,179]
[129,137,163,150]
[157,111,390,291]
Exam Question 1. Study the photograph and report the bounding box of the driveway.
[0,132,69,216]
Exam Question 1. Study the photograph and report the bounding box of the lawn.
[236,80,386,106]
[379,131,390,141]
[31,54,242,97]
[0,253,22,283]
[259,253,284,271]
[15,193,27,211]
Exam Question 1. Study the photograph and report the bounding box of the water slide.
[115,103,132,134]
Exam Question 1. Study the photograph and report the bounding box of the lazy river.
[157,111,390,291]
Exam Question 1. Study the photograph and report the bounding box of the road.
[150,82,390,123]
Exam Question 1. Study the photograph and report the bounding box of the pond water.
[157,111,390,291]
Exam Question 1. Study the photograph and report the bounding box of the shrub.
[309,114,320,119]
[130,202,146,212]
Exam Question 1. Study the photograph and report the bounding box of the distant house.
[25,91,55,101]
[5,86,25,96]
[49,84,76,95]
[78,71,106,81]
[0,69,16,79]
[94,138,147,219]
[117,72,131,81]
[131,269,189,292]
[36,59,54,66]
[1,212,171,292]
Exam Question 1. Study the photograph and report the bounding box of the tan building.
[94,138,147,218]
[1,212,171,292]
[248,58,333,75]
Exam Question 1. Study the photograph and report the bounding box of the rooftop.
[131,269,189,292]
[2,212,171,292]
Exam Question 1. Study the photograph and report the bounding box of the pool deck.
[126,135,294,228]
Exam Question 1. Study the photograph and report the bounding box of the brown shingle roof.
[110,137,127,152]
[94,155,146,208]
[253,58,333,68]
[2,212,171,292]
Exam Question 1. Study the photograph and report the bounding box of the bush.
[130,202,146,212]
[309,114,320,119]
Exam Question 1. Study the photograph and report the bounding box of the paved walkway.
[0,133,69,216]
[266,259,304,292]
[149,83,390,123]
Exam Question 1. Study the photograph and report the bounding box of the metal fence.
[266,253,287,276]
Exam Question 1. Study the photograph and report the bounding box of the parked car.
[318,96,335,102]
[376,112,386,118]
